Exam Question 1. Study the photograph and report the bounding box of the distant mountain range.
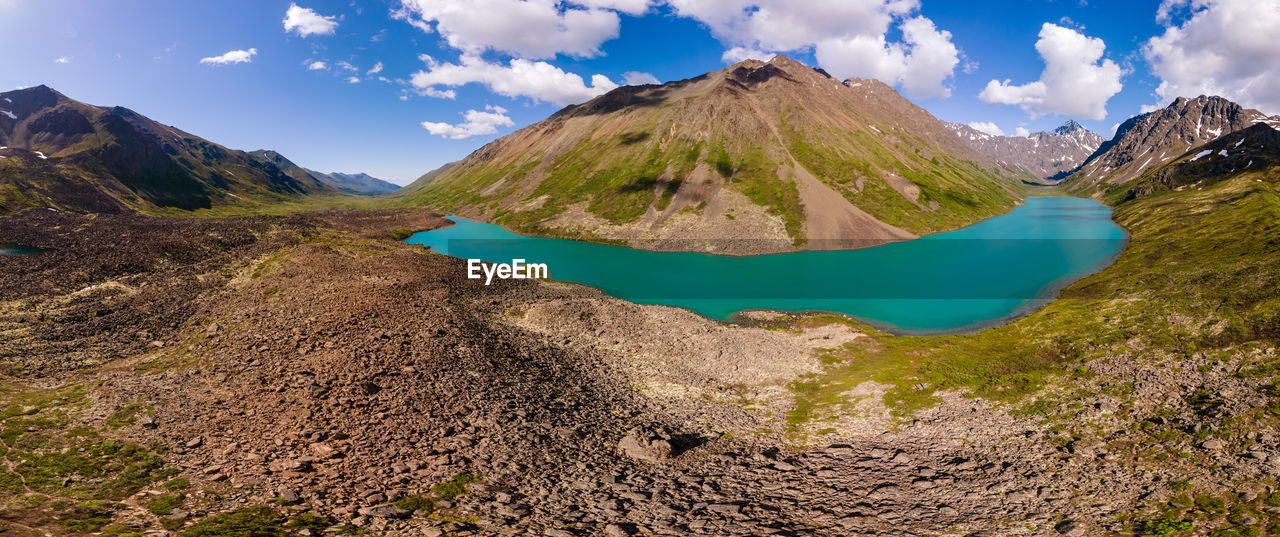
[945,120,1106,181]
[303,169,400,195]
[246,149,399,196]
[0,86,391,215]
[399,55,1024,253]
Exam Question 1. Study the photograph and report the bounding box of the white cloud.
[979,23,1123,120]
[368,62,384,75]
[200,48,258,65]
[346,76,361,84]
[622,71,660,85]
[1145,0,1280,115]
[814,16,959,98]
[336,61,358,72]
[54,56,70,64]
[967,121,1005,136]
[423,87,458,99]
[422,105,516,139]
[666,0,960,99]
[1015,126,1030,137]
[575,0,651,15]
[307,60,328,71]
[283,3,339,37]
[721,46,774,63]
[395,0,626,59]
[409,54,618,106]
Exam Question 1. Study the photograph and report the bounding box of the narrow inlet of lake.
[407,197,1127,335]
[0,245,45,256]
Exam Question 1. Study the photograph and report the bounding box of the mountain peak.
[1053,120,1086,135]
[404,57,1021,254]
[1070,93,1272,188]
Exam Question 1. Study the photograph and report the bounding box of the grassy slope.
[782,120,1021,234]
[784,164,1280,424]
[399,93,1021,246]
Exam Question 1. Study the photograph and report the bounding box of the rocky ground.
[0,208,1277,537]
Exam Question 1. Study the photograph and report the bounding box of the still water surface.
[408,197,1127,334]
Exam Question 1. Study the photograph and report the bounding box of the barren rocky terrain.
[1,207,1278,537]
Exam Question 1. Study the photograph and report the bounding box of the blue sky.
[1,0,1275,184]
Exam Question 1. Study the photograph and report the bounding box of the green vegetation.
[147,493,183,515]
[179,507,287,537]
[285,513,333,534]
[0,382,181,536]
[1136,517,1194,536]
[391,473,480,518]
[1194,494,1227,517]
[784,164,1280,431]
[782,121,1020,234]
[394,494,434,512]
[431,472,479,502]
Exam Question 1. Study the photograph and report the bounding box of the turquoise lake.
[407,197,1127,335]
[0,245,44,256]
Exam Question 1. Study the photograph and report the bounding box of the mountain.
[397,56,1024,254]
[303,168,400,195]
[944,120,1105,181]
[0,85,341,215]
[1068,95,1280,193]
[1107,123,1280,203]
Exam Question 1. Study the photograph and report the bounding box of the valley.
[1,45,1279,537]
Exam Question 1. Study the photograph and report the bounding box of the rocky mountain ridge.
[0,86,349,215]
[945,120,1105,181]
[304,168,400,195]
[1069,95,1280,191]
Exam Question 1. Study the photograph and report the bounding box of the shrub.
[1136,517,1193,536]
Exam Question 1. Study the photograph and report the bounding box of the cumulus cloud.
[410,54,618,106]
[422,105,516,139]
[346,76,361,84]
[200,48,258,65]
[54,56,70,64]
[575,0,651,15]
[814,15,959,98]
[395,0,626,59]
[1015,126,1030,137]
[721,46,774,63]
[979,23,1123,120]
[423,87,458,99]
[666,0,960,99]
[283,3,339,37]
[1145,0,1280,114]
[368,62,384,75]
[967,121,1005,136]
[622,71,660,85]
[307,60,327,71]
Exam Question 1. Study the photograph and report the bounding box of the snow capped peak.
[1052,120,1085,136]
